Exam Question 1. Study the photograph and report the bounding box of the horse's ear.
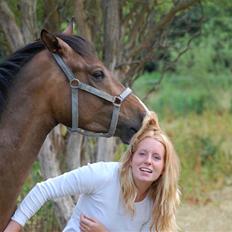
[40,29,61,53]
[63,17,75,35]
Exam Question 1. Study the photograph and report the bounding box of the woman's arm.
[3,220,22,232]
[11,168,84,226]
[10,162,110,227]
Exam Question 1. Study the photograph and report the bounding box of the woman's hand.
[80,214,108,232]
[3,220,22,232]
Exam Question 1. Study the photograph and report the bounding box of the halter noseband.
[52,53,132,137]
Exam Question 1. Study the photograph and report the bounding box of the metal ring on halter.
[113,96,122,107]
[70,78,80,88]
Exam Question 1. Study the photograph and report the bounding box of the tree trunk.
[43,0,59,33]
[74,0,91,41]
[20,0,38,43]
[66,133,83,170]
[95,0,121,162]
[0,1,24,51]
[38,125,74,229]
[102,0,120,70]
[97,137,116,161]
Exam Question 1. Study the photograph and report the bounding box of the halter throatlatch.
[52,53,132,137]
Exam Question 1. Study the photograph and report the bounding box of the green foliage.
[133,0,232,118]
[177,1,232,75]
[132,2,232,202]
[198,136,221,165]
[169,112,232,201]
[134,71,232,118]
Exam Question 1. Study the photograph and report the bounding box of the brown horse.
[0,24,147,230]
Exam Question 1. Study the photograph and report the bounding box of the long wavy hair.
[119,112,180,232]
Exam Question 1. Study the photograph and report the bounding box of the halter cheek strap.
[52,53,132,137]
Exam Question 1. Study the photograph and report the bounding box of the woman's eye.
[152,155,161,160]
[139,152,145,156]
[92,70,105,80]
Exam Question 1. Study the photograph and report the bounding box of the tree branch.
[129,0,200,58]
[102,0,120,70]
[74,0,91,41]
[142,29,201,101]
[20,0,38,43]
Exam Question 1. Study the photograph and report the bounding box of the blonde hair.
[120,112,180,232]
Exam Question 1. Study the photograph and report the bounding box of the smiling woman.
[4,112,180,232]
[120,112,180,231]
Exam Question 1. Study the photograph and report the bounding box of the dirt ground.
[177,183,232,232]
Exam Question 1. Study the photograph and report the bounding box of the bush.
[160,111,232,201]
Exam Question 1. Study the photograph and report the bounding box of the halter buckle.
[70,78,80,88]
[113,96,122,107]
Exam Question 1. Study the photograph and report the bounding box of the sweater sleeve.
[11,162,114,226]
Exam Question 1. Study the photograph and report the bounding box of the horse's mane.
[0,34,95,116]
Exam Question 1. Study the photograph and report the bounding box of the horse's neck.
[0,68,55,230]
[0,70,55,158]
[0,100,53,171]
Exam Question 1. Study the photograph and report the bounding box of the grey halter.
[52,53,132,137]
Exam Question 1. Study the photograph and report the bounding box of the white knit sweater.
[12,162,152,231]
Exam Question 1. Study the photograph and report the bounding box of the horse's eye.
[92,70,105,81]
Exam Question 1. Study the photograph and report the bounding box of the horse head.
[39,27,147,144]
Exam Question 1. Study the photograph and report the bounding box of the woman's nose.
[144,154,152,164]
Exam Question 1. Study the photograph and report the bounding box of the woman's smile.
[139,167,153,173]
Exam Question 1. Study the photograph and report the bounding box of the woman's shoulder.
[87,161,120,176]
[83,162,120,190]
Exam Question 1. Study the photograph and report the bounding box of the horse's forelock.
[57,34,96,58]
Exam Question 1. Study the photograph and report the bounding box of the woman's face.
[131,137,165,189]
